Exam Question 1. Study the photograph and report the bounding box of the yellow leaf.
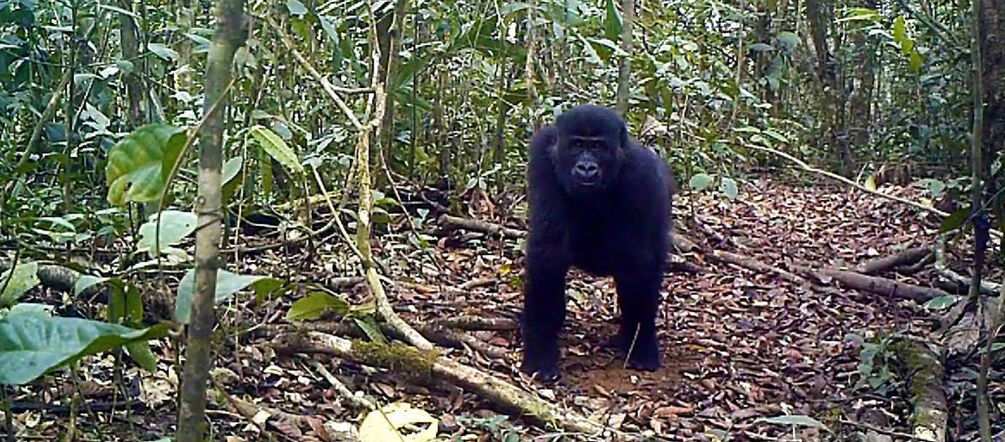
[864,175,877,191]
[359,402,438,442]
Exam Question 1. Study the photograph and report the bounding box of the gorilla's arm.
[521,125,571,380]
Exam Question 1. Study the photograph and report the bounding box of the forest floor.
[9,173,1003,441]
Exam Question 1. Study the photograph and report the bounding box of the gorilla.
[521,104,674,381]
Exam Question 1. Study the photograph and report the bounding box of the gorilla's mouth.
[574,175,602,187]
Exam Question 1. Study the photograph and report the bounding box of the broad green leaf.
[689,173,714,191]
[318,15,340,45]
[939,207,970,233]
[908,50,923,72]
[603,0,621,42]
[286,0,307,16]
[893,16,906,43]
[762,129,789,144]
[900,38,916,56]
[757,415,830,431]
[259,146,274,198]
[777,31,800,51]
[353,316,388,344]
[73,275,109,296]
[175,269,281,324]
[923,295,959,310]
[720,177,739,199]
[105,124,187,206]
[250,126,303,174]
[136,210,198,258]
[359,402,438,442]
[0,262,40,307]
[0,312,167,385]
[287,291,350,321]
[147,43,179,61]
[222,156,243,186]
[577,34,602,64]
[747,43,775,52]
[839,7,881,22]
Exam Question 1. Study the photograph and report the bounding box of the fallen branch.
[438,214,526,238]
[859,247,931,275]
[797,266,950,303]
[273,331,608,437]
[934,237,1001,295]
[891,339,948,442]
[709,250,805,284]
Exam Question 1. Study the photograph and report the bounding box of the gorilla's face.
[551,105,628,197]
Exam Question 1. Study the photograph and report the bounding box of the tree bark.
[175,0,247,440]
[615,0,634,115]
[119,0,143,126]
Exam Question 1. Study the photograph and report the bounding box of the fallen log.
[891,339,948,442]
[859,247,931,275]
[796,266,950,303]
[709,250,805,284]
[438,214,526,239]
[273,331,608,437]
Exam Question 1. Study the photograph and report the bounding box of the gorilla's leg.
[612,264,662,371]
[520,248,569,381]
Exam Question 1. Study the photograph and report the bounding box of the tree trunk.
[374,0,409,189]
[615,0,634,115]
[119,0,143,126]
[175,0,247,440]
[805,0,852,174]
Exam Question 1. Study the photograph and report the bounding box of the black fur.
[521,104,674,381]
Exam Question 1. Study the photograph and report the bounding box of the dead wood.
[708,250,805,284]
[859,247,931,275]
[891,340,948,442]
[934,237,1002,295]
[272,331,609,437]
[796,266,950,303]
[438,214,527,238]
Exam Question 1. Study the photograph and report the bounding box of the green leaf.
[0,311,167,385]
[353,316,388,344]
[747,43,775,52]
[893,16,906,43]
[838,7,881,22]
[908,50,923,72]
[939,207,970,233]
[136,210,198,259]
[105,124,187,207]
[286,0,307,16]
[0,262,40,308]
[923,295,960,310]
[250,125,303,174]
[174,269,281,324]
[287,291,350,321]
[222,156,243,186]
[603,0,622,42]
[757,415,830,431]
[259,146,274,198]
[689,173,714,191]
[147,43,179,61]
[777,31,800,51]
[720,177,739,199]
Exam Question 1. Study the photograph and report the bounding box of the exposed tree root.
[891,339,948,442]
[272,331,610,437]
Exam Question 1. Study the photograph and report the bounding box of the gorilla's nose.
[574,163,599,181]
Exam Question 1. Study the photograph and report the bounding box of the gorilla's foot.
[625,339,661,371]
[520,358,561,382]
